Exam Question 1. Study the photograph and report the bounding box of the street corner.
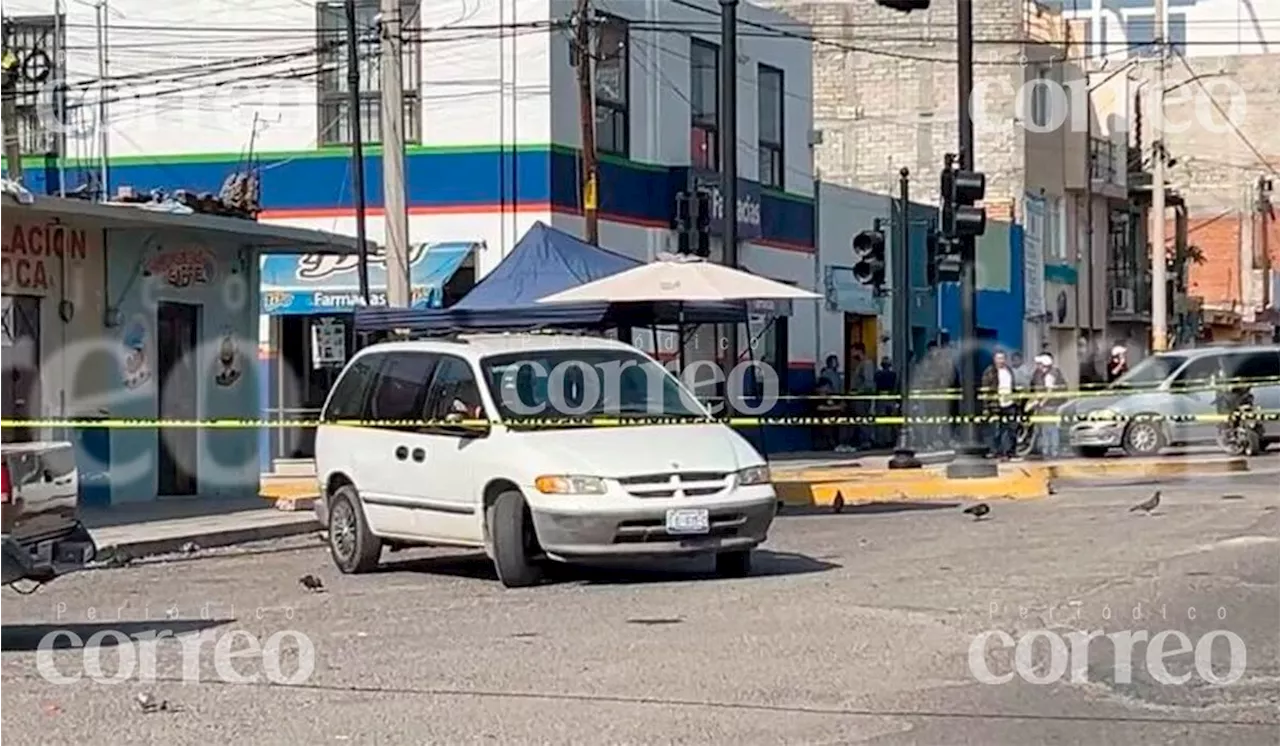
[774,464,1049,510]
[1037,456,1251,482]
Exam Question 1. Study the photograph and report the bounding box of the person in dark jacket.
[1106,344,1129,383]
[1029,352,1066,458]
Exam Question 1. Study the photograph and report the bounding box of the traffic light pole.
[720,0,740,409]
[946,0,996,478]
[888,168,921,469]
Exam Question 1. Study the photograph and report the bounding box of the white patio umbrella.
[535,252,822,304]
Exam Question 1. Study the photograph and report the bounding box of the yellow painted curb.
[773,466,1049,509]
[260,478,320,501]
[1040,457,1248,480]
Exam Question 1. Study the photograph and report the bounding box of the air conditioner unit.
[1111,287,1135,313]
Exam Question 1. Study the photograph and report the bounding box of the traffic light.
[940,157,987,240]
[674,190,712,257]
[926,225,960,284]
[874,0,930,10]
[852,220,887,291]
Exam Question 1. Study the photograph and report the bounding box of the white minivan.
[313,333,778,587]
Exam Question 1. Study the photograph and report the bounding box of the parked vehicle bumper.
[2,523,98,586]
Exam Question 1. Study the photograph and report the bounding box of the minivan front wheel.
[1122,419,1165,457]
[328,485,382,574]
[487,490,544,588]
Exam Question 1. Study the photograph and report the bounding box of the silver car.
[1063,345,1280,458]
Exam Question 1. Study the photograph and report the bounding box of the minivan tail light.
[1,463,11,504]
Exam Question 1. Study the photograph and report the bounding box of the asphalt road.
[3,473,1278,745]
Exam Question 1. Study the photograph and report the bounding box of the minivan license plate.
[665,508,710,535]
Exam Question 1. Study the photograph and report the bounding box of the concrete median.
[770,454,1252,510]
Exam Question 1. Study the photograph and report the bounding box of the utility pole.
[1,30,20,182]
[1150,0,1168,351]
[344,0,371,304]
[573,0,599,245]
[720,0,740,388]
[95,0,110,199]
[889,168,921,469]
[380,0,411,307]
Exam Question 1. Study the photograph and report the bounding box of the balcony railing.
[1090,137,1120,185]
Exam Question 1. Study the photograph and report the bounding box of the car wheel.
[1074,446,1108,459]
[328,485,382,574]
[715,549,753,578]
[1122,419,1165,457]
[487,490,544,588]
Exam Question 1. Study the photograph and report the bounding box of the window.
[324,354,380,420]
[316,0,421,146]
[1221,352,1280,383]
[1173,355,1222,389]
[1030,66,1053,129]
[1123,12,1184,58]
[594,15,629,156]
[1113,354,1187,389]
[4,15,66,157]
[690,39,719,171]
[1044,196,1068,262]
[425,356,485,422]
[368,352,437,424]
[757,65,784,189]
[480,350,704,425]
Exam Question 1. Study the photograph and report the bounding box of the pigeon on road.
[1130,490,1161,514]
[299,574,325,593]
[962,503,991,520]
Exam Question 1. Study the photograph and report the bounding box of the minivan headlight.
[534,475,607,495]
[1083,409,1119,422]
[736,465,772,486]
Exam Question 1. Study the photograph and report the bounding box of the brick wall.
[1132,53,1280,214]
[764,0,1047,203]
[1175,213,1280,308]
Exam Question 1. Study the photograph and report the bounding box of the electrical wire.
[1172,47,1278,178]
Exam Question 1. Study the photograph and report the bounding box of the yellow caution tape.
[3,411,1277,429]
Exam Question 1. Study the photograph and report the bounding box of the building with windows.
[5,0,823,409]
[1044,0,1278,60]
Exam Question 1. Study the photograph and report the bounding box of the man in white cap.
[1107,343,1129,384]
[1030,352,1065,458]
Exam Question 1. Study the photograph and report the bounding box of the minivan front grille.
[617,471,730,499]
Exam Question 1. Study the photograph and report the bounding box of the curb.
[774,466,1050,510]
[95,517,320,561]
[1040,457,1249,481]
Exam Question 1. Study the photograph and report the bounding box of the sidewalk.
[87,497,319,559]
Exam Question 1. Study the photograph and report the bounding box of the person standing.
[1107,344,1129,383]
[850,342,877,450]
[874,356,898,448]
[1029,352,1065,459]
[980,351,1018,460]
[818,354,843,391]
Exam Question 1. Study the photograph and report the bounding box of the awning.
[260,241,478,314]
[4,193,367,252]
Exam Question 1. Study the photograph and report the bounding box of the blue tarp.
[354,222,745,333]
[260,242,476,314]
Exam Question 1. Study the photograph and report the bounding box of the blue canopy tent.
[353,222,745,334]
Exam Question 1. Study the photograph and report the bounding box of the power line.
[1172,47,1279,178]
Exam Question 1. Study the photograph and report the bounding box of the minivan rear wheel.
[328,485,382,574]
[487,490,544,588]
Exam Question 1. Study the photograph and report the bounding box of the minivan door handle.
[394,446,409,461]
[411,448,425,462]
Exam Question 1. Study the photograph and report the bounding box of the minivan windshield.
[1111,354,1189,389]
[480,349,709,427]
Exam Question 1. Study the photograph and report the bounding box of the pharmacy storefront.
[257,243,478,466]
